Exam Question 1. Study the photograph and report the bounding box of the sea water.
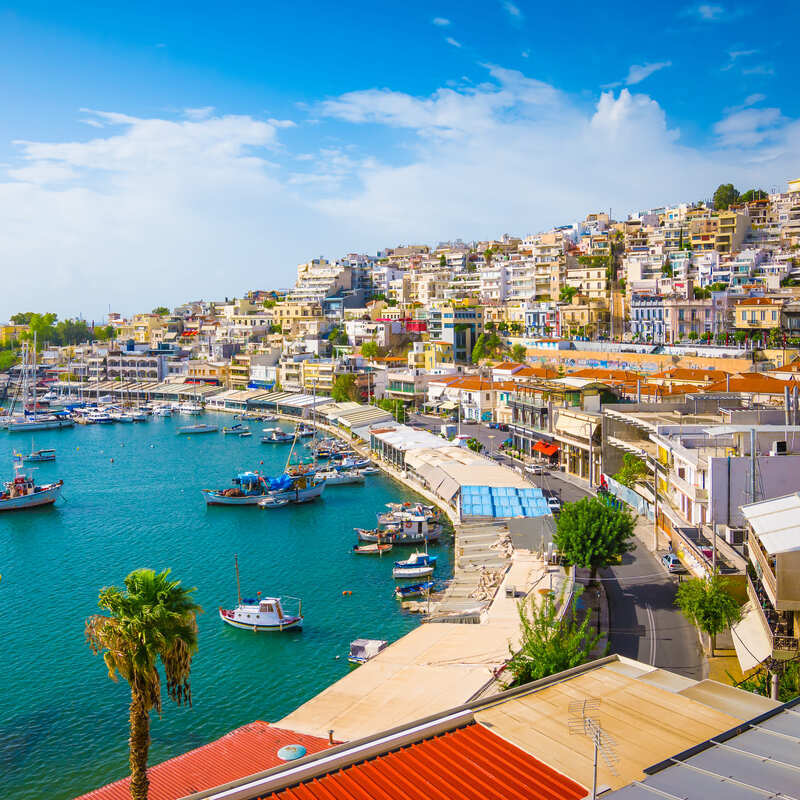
[0,413,451,799]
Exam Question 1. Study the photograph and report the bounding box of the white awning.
[730,602,772,672]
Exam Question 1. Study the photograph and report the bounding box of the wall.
[710,454,800,527]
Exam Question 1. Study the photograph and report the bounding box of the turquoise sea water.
[0,413,450,799]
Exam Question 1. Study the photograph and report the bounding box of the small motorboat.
[358,465,380,475]
[295,424,315,438]
[259,496,290,509]
[261,428,294,443]
[316,469,364,486]
[258,473,326,507]
[223,423,248,435]
[395,580,436,600]
[178,423,219,434]
[392,552,437,579]
[239,431,253,438]
[348,638,388,665]
[352,543,393,555]
[23,448,56,463]
[219,556,303,632]
[202,472,268,505]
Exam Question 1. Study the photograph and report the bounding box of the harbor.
[0,412,451,800]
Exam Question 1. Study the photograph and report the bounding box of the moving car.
[525,464,546,475]
[661,553,685,573]
[546,496,562,513]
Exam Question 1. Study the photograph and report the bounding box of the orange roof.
[515,366,559,379]
[77,723,332,800]
[259,723,585,800]
[492,361,526,371]
[650,367,731,382]
[705,373,795,394]
[772,358,800,374]
[736,297,782,306]
[569,368,643,381]
[444,377,518,391]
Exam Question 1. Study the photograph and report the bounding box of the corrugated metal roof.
[258,723,586,800]
[76,723,332,800]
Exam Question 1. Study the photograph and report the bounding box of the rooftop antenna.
[568,698,619,800]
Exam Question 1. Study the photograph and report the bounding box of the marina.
[0,411,451,800]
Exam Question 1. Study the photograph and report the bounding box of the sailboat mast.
[234,553,242,605]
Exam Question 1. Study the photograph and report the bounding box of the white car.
[525,464,545,475]
[547,496,562,513]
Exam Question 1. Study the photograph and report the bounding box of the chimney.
[328,729,335,746]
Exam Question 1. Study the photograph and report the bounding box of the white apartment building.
[288,258,354,304]
[479,261,509,302]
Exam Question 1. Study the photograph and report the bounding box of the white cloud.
[685,3,724,20]
[521,50,529,58]
[742,64,775,76]
[714,107,784,147]
[184,106,215,120]
[501,1,523,20]
[2,65,799,320]
[445,37,462,48]
[721,48,758,71]
[625,61,672,85]
[432,17,450,26]
[723,93,766,113]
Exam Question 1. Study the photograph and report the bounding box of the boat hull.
[0,481,62,511]
[7,419,73,432]
[392,565,435,579]
[218,609,303,631]
[202,490,266,505]
[357,529,440,544]
[262,482,325,505]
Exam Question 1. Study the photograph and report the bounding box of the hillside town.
[5,178,800,800]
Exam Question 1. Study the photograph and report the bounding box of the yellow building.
[0,324,27,345]
[689,211,750,253]
[272,302,324,337]
[407,340,454,370]
[735,297,783,331]
[558,296,610,338]
[116,314,167,345]
[186,360,230,385]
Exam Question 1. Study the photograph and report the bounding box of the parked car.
[547,496,562,513]
[661,553,685,573]
[525,464,546,475]
[498,423,509,431]
[461,417,476,425]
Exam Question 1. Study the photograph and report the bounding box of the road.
[407,413,705,678]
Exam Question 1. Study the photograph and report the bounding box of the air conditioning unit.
[771,440,788,456]
[719,525,745,546]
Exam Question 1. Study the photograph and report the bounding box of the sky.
[0,0,798,321]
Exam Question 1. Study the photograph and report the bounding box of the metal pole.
[592,740,599,800]
[652,458,659,552]
[750,427,757,503]
[712,521,717,575]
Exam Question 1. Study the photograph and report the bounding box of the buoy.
[341,590,353,596]
[110,458,114,463]
[335,655,340,659]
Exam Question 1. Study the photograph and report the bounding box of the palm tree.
[86,568,201,800]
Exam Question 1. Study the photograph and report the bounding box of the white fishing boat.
[352,542,392,555]
[257,473,326,507]
[177,423,218,434]
[129,409,148,422]
[152,404,172,417]
[218,556,303,632]
[316,468,365,486]
[7,414,73,432]
[348,639,388,665]
[87,409,113,424]
[0,455,63,512]
[238,431,253,438]
[261,429,294,443]
[358,465,381,475]
[357,513,442,544]
[259,495,290,508]
[178,401,204,415]
[392,552,437,579]
[202,472,268,505]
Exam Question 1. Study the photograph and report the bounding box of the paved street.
[407,414,705,677]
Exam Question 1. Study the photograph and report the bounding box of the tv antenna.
[568,698,619,800]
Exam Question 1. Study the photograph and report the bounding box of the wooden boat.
[395,580,435,599]
[258,474,326,507]
[392,552,437,579]
[356,527,441,545]
[218,556,303,632]
[23,448,56,463]
[352,543,392,555]
[202,472,267,505]
[1,457,63,511]
[348,638,387,665]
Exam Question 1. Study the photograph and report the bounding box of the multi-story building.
[106,349,167,381]
[272,302,325,337]
[407,340,454,370]
[629,293,666,342]
[566,258,609,300]
[479,261,509,303]
[116,314,167,345]
[186,360,229,385]
[689,211,751,253]
[558,296,610,339]
[427,302,484,363]
[734,297,783,333]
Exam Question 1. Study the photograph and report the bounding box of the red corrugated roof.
[258,723,585,800]
[76,722,332,800]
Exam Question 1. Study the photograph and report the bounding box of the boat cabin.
[348,638,388,664]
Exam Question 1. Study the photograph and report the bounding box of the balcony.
[746,573,800,658]
[669,471,708,503]
[748,530,778,606]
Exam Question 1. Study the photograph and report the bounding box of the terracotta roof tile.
[705,373,795,394]
[259,723,585,800]
[76,723,332,800]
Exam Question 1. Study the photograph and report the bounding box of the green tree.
[439,254,447,267]
[85,568,200,800]
[269,324,283,334]
[713,183,740,210]
[466,437,484,453]
[510,343,527,362]
[688,330,699,341]
[0,349,18,371]
[331,373,359,402]
[151,306,170,316]
[737,661,800,702]
[675,573,742,654]
[734,330,748,345]
[739,188,767,203]
[95,324,117,341]
[613,453,649,488]
[554,497,635,582]
[559,286,578,303]
[505,587,600,687]
[471,333,487,364]
[10,312,33,324]
[361,340,379,359]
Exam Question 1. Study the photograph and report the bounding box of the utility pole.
[652,458,659,552]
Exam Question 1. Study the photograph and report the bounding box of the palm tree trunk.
[128,691,151,800]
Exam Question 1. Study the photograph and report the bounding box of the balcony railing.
[748,530,778,605]
[746,573,800,657]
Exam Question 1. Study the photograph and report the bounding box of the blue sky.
[1,0,798,319]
